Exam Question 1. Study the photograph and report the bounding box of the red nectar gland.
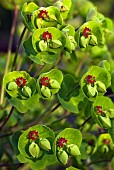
[103,139,110,145]
[86,75,96,85]
[39,10,49,20]
[83,27,91,38]
[58,137,67,148]
[28,130,39,141]
[41,77,50,87]
[42,31,52,41]
[95,106,105,116]
[16,77,27,87]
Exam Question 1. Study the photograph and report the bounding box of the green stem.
[38,103,61,123]
[11,26,26,71]
[46,112,73,126]
[0,5,19,106]
[0,106,14,132]
[33,64,45,78]
[24,102,61,129]
[79,116,92,131]
[86,159,110,167]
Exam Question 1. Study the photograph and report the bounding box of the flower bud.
[67,144,81,156]
[39,40,48,52]
[87,84,97,97]
[80,36,89,48]
[39,138,51,151]
[29,142,40,158]
[49,40,62,49]
[89,35,98,46]
[8,82,17,91]
[99,116,111,128]
[50,79,60,89]
[22,86,32,98]
[41,85,51,98]
[57,150,68,165]
[95,81,106,93]
[101,145,109,153]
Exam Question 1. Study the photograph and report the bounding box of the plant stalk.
[0,5,19,106]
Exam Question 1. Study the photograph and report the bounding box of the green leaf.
[0,0,37,10]
[77,0,94,18]
[58,74,84,113]
[21,2,39,31]
[109,119,114,143]
[8,93,40,113]
[111,71,114,93]
[54,0,72,19]
[86,7,98,21]
[23,36,44,65]
[98,60,110,71]
[11,131,28,163]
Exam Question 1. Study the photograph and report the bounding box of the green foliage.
[1,0,114,169]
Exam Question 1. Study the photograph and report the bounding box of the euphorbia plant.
[0,0,114,170]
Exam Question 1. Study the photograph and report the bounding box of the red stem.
[0,106,14,132]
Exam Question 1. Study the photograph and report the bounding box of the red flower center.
[86,75,96,85]
[42,31,52,41]
[95,106,105,116]
[103,139,110,145]
[28,130,39,141]
[83,27,91,38]
[41,77,50,87]
[58,137,67,148]
[39,10,49,20]
[96,106,103,113]
[16,77,27,87]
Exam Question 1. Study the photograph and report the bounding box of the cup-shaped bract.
[31,6,63,29]
[80,66,111,101]
[54,128,82,165]
[37,69,63,99]
[3,71,36,100]
[23,27,66,65]
[21,2,39,31]
[75,21,104,49]
[91,96,114,128]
